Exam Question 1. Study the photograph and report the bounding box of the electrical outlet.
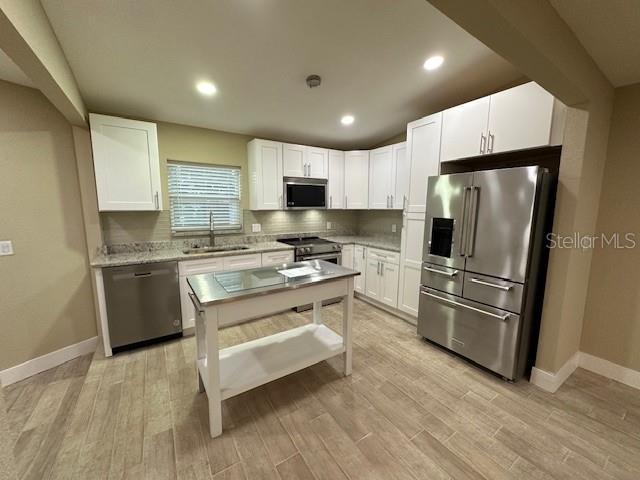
[251,223,261,233]
[0,240,14,256]
[326,221,333,230]
[391,224,397,233]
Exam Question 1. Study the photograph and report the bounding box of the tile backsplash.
[100,209,366,245]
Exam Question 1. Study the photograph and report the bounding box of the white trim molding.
[530,351,580,393]
[579,352,640,390]
[0,336,98,387]
[531,351,640,393]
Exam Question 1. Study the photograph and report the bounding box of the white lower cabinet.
[398,212,426,318]
[261,250,294,267]
[365,248,400,308]
[179,253,262,329]
[341,244,354,269]
[353,245,367,294]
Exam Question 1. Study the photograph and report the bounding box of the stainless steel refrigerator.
[417,165,552,380]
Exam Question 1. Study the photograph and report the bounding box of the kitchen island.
[187,259,359,438]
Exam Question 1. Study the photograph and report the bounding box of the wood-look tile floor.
[4,299,640,480]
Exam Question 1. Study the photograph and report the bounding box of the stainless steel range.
[278,236,342,311]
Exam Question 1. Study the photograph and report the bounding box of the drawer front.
[261,250,294,267]
[463,272,524,313]
[366,247,400,265]
[178,257,224,276]
[420,262,462,296]
[418,287,520,379]
[223,253,261,271]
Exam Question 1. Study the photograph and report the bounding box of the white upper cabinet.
[283,144,327,178]
[406,112,442,213]
[283,143,306,177]
[248,139,283,210]
[440,97,491,162]
[368,146,393,209]
[392,142,408,210]
[90,113,163,212]
[305,147,328,178]
[327,149,345,209]
[440,82,563,162]
[487,82,556,154]
[344,150,370,209]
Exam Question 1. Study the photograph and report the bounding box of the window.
[168,161,242,233]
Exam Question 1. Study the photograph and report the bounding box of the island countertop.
[187,259,359,307]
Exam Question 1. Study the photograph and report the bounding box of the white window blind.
[168,162,242,232]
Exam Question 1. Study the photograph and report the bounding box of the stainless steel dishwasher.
[103,261,182,351]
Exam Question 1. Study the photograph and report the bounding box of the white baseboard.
[530,351,580,393]
[530,350,640,393]
[579,352,640,390]
[0,336,98,387]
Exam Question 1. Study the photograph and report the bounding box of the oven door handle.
[299,252,341,261]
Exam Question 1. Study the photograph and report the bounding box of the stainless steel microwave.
[283,177,327,209]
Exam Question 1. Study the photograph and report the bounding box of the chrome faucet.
[209,211,216,247]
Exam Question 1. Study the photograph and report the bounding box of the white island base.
[191,277,354,438]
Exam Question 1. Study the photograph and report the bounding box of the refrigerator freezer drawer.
[463,272,524,314]
[417,287,521,379]
[421,262,463,296]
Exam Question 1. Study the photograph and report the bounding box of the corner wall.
[0,79,96,371]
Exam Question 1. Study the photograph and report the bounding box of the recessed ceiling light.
[196,81,217,96]
[341,115,354,126]
[423,55,444,71]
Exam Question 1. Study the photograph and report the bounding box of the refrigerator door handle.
[470,277,512,291]
[423,266,459,277]
[420,290,510,322]
[459,186,471,256]
[466,186,479,257]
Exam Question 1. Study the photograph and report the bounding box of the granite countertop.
[324,235,402,252]
[188,260,359,306]
[91,241,294,268]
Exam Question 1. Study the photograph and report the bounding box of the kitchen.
[2,1,640,480]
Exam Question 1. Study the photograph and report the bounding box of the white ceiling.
[41,0,523,149]
[0,48,34,88]
[550,0,640,88]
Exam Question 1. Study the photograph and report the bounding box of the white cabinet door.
[327,150,345,209]
[381,262,399,308]
[406,113,442,213]
[368,146,393,209]
[283,143,306,177]
[90,113,162,212]
[344,151,370,209]
[353,245,366,294]
[440,97,491,162]
[365,258,381,300]
[392,142,408,210]
[487,82,555,154]
[398,212,425,319]
[341,244,354,269]
[306,147,328,178]
[248,139,283,210]
[178,258,224,330]
[261,250,294,267]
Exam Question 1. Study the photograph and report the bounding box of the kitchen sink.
[182,245,250,254]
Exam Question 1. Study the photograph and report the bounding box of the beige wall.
[0,80,96,371]
[580,83,640,371]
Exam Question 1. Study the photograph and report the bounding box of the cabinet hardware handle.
[480,133,486,154]
[487,132,494,153]
[330,195,332,208]
[402,195,407,211]
[423,266,458,277]
[390,194,394,208]
[420,290,509,321]
[470,277,512,291]
[345,195,348,208]
[279,194,283,209]
[154,191,159,210]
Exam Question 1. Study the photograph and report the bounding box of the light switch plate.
[326,222,332,230]
[391,224,397,233]
[251,223,261,233]
[0,240,14,256]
